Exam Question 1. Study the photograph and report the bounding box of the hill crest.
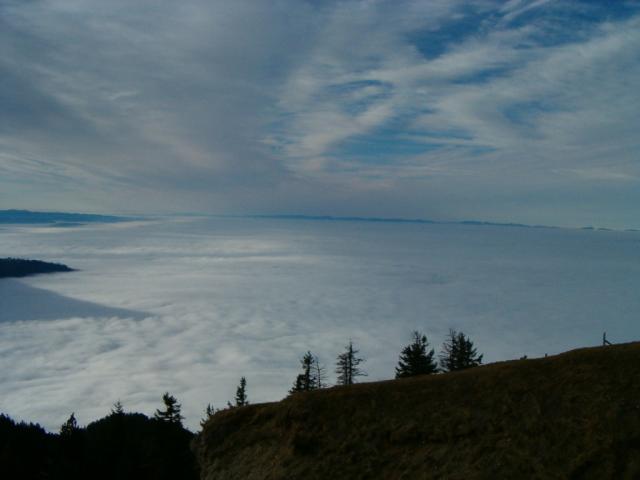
[196,342,640,479]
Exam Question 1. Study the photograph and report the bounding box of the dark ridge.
[48,222,86,228]
[196,342,640,479]
[243,214,437,224]
[241,214,557,230]
[0,209,127,224]
[234,214,639,231]
[0,258,74,278]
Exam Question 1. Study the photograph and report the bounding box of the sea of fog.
[1,216,639,430]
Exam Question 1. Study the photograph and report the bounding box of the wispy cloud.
[0,1,638,226]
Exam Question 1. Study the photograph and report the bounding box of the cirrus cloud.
[0,0,638,227]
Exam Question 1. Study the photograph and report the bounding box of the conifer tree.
[290,375,304,394]
[200,403,216,427]
[60,412,79,436]
[290,351,319,394]
[154,392,184,425]
[335,340,366,385]
[233,377,248,407]
[395,331,438,378]
[439,329,483,372]
[111,400,124,415]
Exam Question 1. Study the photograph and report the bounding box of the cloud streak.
[0,1,638,226]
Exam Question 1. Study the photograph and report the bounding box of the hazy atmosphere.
[1,1,639,227]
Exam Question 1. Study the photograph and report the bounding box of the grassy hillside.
[195,343,640,479]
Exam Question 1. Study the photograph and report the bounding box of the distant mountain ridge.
[0,209,127,224]
[242,214,638,231]
[244,214,552,229]
[2,210,634,231]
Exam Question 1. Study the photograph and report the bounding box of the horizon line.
[1,209,638,232]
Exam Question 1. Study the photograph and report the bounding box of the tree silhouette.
[154,392,184,425]
[439,329,483,372]
[233,377,248,407]
[111,400,124,416]
[395,331,438,378]
[335,340,366,385]
[200,403,216,427]
[60,412,79,435]
[290,351,322,394]
[314,354,328,388]
[2,410,200,479]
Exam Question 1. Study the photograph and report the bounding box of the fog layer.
[1,217,638,430]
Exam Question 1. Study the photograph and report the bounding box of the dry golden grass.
[195,343,640,479]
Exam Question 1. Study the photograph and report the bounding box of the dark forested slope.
[0,413,198,480]
[0,258,74,278]
[196,342,640,480]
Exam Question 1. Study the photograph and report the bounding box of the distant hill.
[196,342,640,479]
[0,258,74,278]
[241,214,639,231]
[0,209,126,224]
[244,213,544,228]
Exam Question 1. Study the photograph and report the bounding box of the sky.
[1,217,639,430]
[0,0,639,227]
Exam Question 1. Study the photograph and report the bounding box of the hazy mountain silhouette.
[242,214,553,229]
[0,210,127,224]
[0,280,147,322]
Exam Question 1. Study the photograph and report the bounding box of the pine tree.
[233,377,248,407]
[200,403,216,427]
[154,392,184,425]
[60,412,79,436]
[395,331,438,378]
[335,340,366,385]
[290,351,319,394]
[111,400,124,415]
[439,329,483,372]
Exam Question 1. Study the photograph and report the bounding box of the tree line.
[195,327,483,424]
[289,328,482,393]
[66,328,482,428]
[6,328,484,437]
[0,328,483,479]
[0,408,198,480]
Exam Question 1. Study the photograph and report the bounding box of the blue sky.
[0,0,639,227]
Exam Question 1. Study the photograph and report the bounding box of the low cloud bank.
[1,217,638,430]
